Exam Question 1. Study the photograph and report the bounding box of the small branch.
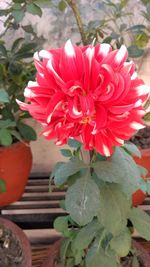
[66,0,87,45]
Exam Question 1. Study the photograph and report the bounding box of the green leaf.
[60,149,72,158]
[11,130,23,142]
[54,158,86,186]
[12,3,22,10]
[110,228,131,257]
[58,0,67,11]
[0,9,9,16]
[123,142,141,158]
[26,3,42,17]
[11,38,24,53]
[54,216,68,233]
[93,160,123,183]
[0,179,6,193]
[93,147,141,196]
[128,46,144,58]
[50,162,64,179]
[0,44,7,57]
[22,25,34,34]
[60,238,71,262]
[0,128,12,146]
[126,25,146,33]
[138,166,148,177]
[132,255,140,267]
[65,171,100,226]
[68,138,82,148]
[98,184,131,235]
[17,123,37,141]
[0,89,9,103]
[13,52,34,60]
[34,0,52,8]
[129,208,150,240]
[15,42,37,55]
[146,181,150,195]
[66,258,74,267]
[135,32,149,48]
[71,219,102,252]
[86,239,118,267]
[0,119,16,129]
[113,148,141,196]
[12,9,25,23]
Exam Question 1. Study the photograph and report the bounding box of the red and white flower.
[18,40,150,156]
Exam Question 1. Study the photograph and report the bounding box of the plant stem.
[66,0,87,45]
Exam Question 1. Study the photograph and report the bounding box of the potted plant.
[0,217,32,267]
[0,39,37,206]
[18,39,150,267]
[131,126,150,176]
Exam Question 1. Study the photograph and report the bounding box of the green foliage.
[0,89,9,103]
[17,122,37,141]
[60,149,72,158]
[123,142,141,158]
[127,46,144,58]
[0,128,12,146]
[0,119,16,128]
[129,208,150,241]
[26,3,42,17]
[0,38,37,147]
[65,171,100,225]
[12,9,25,23]
[68,139,82,149]
[71,219,102,252]
[110,228,131,257]
[86,238,118,267]
[53,158,86,186]
[93,147,141,196]
[98,183,131,235]
[132,255,140,267]
[54,216,69,233]
[58,0,67,11]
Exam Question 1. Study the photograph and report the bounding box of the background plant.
[0,38,37,146]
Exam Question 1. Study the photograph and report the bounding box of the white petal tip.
[64,40,75,57]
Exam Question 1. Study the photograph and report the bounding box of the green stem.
[66,0,87,45]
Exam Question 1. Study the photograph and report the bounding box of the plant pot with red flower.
[19,40,150,267]
[0,217,32,267]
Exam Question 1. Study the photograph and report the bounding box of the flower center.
[80,116,92,124]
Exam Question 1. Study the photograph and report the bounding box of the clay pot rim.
[0,141,30,152]
[140,148,150,157]
[0,217,32,267]
[42,238,150,267]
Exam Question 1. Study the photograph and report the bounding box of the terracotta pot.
[42,239,150,267]
[0,217,32,267]
[132,148,150,207]
[134,148,150,177]
[0,142,32,207]
[132,189,147,207]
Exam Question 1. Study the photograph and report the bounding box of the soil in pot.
[42,239,150,267]
[130,127,150,149]
[0,218,32,267]
[0,224,25,267]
